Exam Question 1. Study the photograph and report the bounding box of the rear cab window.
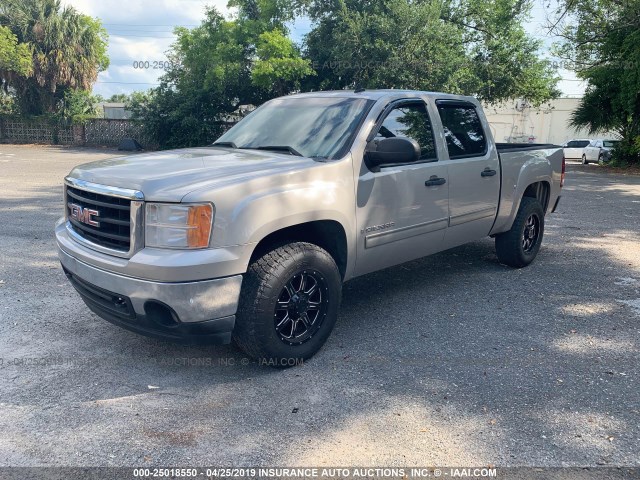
[567,140,590,148]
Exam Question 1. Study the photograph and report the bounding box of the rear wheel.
[233,242,342,367]
[495,197,545,268]
[581,154,588,164]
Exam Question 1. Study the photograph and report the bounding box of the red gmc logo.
[69,203,100,227]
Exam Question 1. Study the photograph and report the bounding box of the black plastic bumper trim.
[63,264,235,345]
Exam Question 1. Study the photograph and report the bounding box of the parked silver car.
[583,139,620,164]
[56,90,564,364]
[562,139,591,161]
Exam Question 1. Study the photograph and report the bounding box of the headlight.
[145,203,213,249]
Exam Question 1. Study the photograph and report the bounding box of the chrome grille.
[65,185,132,252]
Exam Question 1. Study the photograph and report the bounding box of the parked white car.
[563,139,591,161]
[583,139,619,164]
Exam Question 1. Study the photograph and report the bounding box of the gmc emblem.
[69,203,100,227]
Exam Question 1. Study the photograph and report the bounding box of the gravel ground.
[0,145,638,468]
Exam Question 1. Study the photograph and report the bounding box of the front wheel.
[233,242,342,366]
[495,197,545,268]
[581,154,588,165]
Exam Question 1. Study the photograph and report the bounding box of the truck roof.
[287,89,479,103]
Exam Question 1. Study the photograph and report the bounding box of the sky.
[62,0,586,99]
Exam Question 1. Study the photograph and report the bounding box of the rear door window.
[436,102,487,159]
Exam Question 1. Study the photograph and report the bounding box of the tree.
[135,0,560,149]
[252,29,314,96]
[107,93,129,103]
[0,25,32,114]
[0,0,109,115]
[301,0,560,106]
[0,25,32,80]
[553,0,640,164]
[133,1,312,148]
[58,89,100,122]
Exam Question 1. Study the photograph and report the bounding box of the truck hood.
[67,147,321,201]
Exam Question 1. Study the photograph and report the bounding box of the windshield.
[215,96,373,159]
[603,140,619,147]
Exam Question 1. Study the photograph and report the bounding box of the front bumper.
[58,247,243,344]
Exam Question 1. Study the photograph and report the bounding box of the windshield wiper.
[211,141,238,148]
[252,145,303,157]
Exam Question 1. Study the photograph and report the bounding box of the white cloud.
[62,0,231,97]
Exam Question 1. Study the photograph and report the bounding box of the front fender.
[181,156,357,274]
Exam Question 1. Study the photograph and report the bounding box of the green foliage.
[252,30,314,95]
[0,91,17,114]
[58,89,100,123]
[301,0,559,106]
[107,93,129,103]
[556,0,640,164]
[0,25,32,113]
[0,0,109,115]
[136,0,560,148]
[228,0,298,29]
[133,1,312,149]
[125,91,153,123]
[0,25,32,78]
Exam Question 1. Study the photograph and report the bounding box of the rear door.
[434,100,501,248]
[354,99,449,276]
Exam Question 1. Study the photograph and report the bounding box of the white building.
[98,102,132,120]
[482,97,611,145]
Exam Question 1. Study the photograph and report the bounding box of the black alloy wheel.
[522,213,540,253]
[274,270,329,346]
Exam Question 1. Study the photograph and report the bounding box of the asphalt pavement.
[0,145,638,468]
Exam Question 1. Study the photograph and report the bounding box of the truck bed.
[491,143,564,234]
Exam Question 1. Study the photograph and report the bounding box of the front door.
[354,100,449,276]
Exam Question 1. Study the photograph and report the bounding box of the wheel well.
[523,181,550,212]
[249,221,348,279]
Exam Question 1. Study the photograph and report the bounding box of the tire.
[233,242,342,367]
[581,154,588,164]
[598,153,604,164]
[495,197,545,268]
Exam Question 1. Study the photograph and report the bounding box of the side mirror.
[365,137,420,172]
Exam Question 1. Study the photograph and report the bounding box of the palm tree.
[570,67,640,164]
[0,0,109,114]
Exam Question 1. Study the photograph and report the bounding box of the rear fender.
[491,150,556,235]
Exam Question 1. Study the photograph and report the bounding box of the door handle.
[425,175,446,187]
[481,168,497,177]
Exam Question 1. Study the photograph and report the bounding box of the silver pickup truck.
[56,90,565,364]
